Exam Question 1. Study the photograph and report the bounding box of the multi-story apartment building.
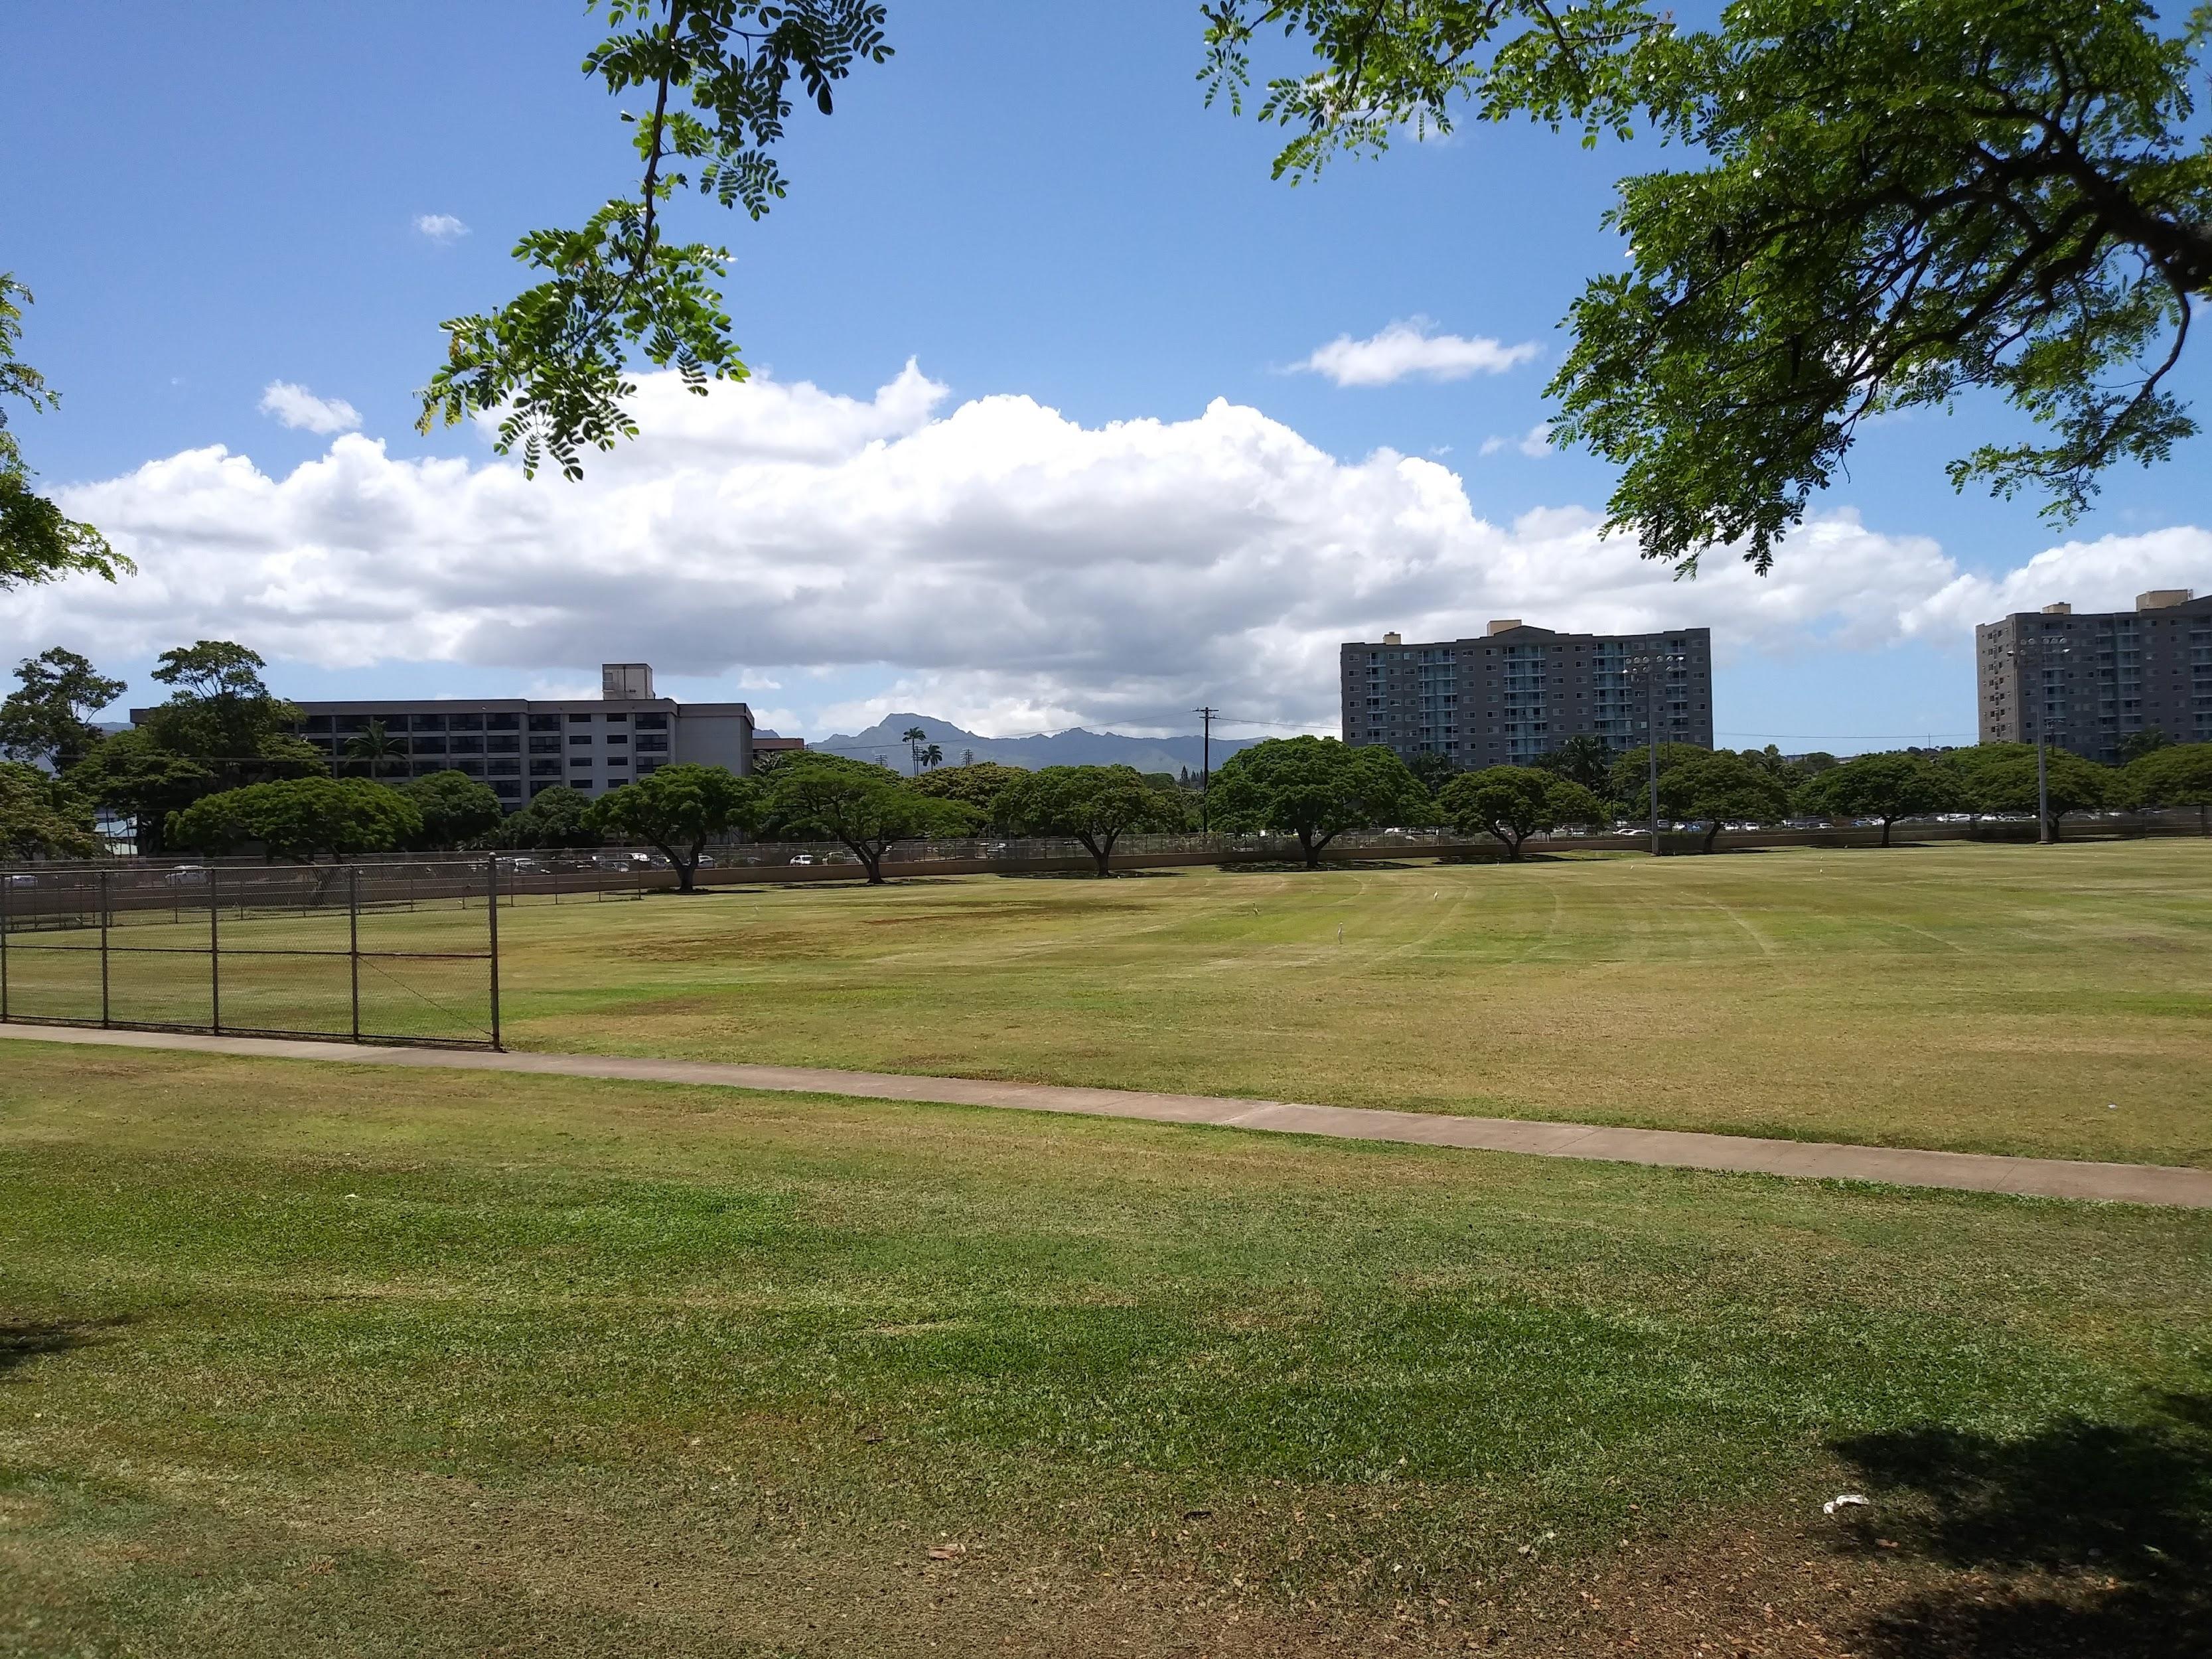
[135,662,761,812]
[1976,589,2212,760]
[1339,621,1715,767]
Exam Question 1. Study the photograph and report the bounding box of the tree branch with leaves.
[1203,0,2212,573]
[419,1,891,479]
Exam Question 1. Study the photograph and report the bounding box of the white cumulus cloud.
[258,382,361,435]
[12,361,2204,737]
[413,213,469,243]
[1294,319,1541,387]
[1481,421,1554,459]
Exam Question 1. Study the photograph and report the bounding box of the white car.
[163,866,210,886]
[788,854,816,866]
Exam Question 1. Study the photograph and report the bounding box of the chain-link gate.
[0,857,510,1049]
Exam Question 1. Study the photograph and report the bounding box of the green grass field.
[500,839,2205,1165]
[11,839,2208,1163]
[4,1043,2208,1656]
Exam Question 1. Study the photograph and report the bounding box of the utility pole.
[2037,736,2052,845]
[1625,651,1662,856]
[1194,706,1217,831]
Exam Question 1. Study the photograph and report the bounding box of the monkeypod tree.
[0,760,99,860]
[167,778,422,863]
[0,648,125,773]
[1656,750,1793,853]
[1946,743,2112,839]
[2125,741,2212,834]
[992,764,1190,877]
[587,762,761,891]
[1800,751,1964,846]
[404,771,508,851]
[1208,737,1429,869]
[763,752,980,884]
[1203,0,2212,571]
[1438,766,1605,859]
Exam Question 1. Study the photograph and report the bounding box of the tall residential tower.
[1976,589,2211,760]
[1339,622,1714,767]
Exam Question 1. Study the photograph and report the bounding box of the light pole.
[1625,650,1662,855]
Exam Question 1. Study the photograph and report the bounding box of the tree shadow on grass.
[1835,1395,2211,1657]
[0,1316,132,1376]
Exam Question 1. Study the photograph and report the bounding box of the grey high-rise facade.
[1339,621,1714,767]
[1976,589,2212,761]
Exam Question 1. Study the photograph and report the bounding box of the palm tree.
[920,743,943,770]
[902,725,928,775]
[341,718,408,778]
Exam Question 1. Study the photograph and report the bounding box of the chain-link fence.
[0,857,638,1050]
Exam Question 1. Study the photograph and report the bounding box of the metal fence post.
[98,869,111,1028]
[209,867,222,1034]
[1,862,10,1024]
[348,865,362,1042]
[485,854,502,1051]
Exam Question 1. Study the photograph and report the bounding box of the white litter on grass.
[1824,1493,1870,1516]
[2108,1103,2119,1110]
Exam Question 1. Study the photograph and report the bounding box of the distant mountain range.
[788,713,1270,778]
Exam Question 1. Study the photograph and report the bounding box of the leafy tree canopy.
[132,640,321,789]
[1209,736,1430,867]
[168,778,421,864]
[762,751,979,883]
[0,759,100,860]
[1203,0,2212,571]
[908,759,1028,820]
[1945,742,2112,833]
[1800,750,1964,843]
[61,729,214,856]
[588,762,761,889]
[1605,742,1711,815]
[404,770,507,851]
[419,1,892,480]
[1438,765,1605,859]
[2124,740,2212,830]
[0,648,125,773]
[1656,749,1794,851]
[490,784,602,849]
[1405,749,1459,796]
[1,274,126,592]
[2117,726,2172,765]
[1533,733,1613,792]
[993,764,1191,875]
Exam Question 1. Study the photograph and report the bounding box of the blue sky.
[5,2,2207,749]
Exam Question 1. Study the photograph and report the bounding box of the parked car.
[3,873,36,889]
[163,866,210,886]
[788,854,816,866]
[694,854,717,870]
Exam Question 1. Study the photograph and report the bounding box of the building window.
[604,712,628,724]
[412,737,448,756]
[569,754,591,767]
[636,734,669,753]
[487,713,520,731]
[605,733,628,746]
[493,780,522,801]
[529,737,561,755]
[635,713,668,731]
[528,714,560,733]
[335,713,369,733]
[568,713,595,725]
[530,760,562,778]
[487,758,520,778]
[451,713,484,733]
[450,737,485,756]
[455,760,485,777]
[568,733,593,747]
[303,715,332,733]
[488,736,520,755]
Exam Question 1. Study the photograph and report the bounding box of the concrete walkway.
[7,1023,2210,1208]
